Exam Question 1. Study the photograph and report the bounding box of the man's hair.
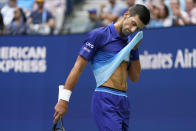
[128,4,150,25]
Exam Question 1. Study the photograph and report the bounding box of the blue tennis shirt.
[79,23,129,62]
[79,23,143,87]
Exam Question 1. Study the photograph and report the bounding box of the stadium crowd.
[0,0,66,35]
[0,0,195,35]
[85,0,196,32]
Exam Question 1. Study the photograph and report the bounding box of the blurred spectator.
[28,0,55,35]
[185,0,196,24]
[160,3,169,19]
[99,0,124,25]
[165,0,186,13]
[169,0,189,26]
[44,0,66,34]
[1,0,17,26]
[0,12,4,34]
[160,4,172,27]
[135,0,148,5]
[85,8,103,32]
[148,0,164,28]
[121,0,135,16]
[6,8,28,35]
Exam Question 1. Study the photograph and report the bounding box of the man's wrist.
[58,85,72,102]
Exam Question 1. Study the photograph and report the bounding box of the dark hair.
[128,4,150,25]
[19,8,27,23]
[163,4,169,18]
[0,12,4,30]
[12,8,27,23]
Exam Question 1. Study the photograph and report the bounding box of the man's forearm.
[64,66,83,91]
[128,60,141,83]
[63,56,88,91]
[128,48,141,83]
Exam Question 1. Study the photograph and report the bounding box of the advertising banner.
[0,26,196,131]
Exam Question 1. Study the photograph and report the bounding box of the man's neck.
[114,18,124,37]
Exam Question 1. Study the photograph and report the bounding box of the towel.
[92,31,143,87]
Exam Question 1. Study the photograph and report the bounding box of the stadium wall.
[0,26,196,131]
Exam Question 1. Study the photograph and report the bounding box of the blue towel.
[92,31,143,87]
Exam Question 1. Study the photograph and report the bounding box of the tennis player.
[54,4,150,130]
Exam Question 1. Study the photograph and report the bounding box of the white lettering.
[5,60,14,72]
[174,50,185,68]
[162,54,173,69]
[174,49,196,69]
[1,47,9,59]
[9,47,18,59]
[193,49,196,68]
[83,47,91,53]
[28,47,37,59]
[14,60,23,72]
[0,61,5,72]
[86,42,94,49]
[36,47,46,59]
[22,47,29,59]
[0,46,47,73]
[140,51,173,70]
[38,60,47,72]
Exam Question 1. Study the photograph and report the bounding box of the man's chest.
[100,39,128,53]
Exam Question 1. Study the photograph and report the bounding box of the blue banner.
[0,26,196,131]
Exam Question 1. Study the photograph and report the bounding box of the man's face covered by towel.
[121,12,145,36]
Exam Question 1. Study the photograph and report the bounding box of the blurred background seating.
[0,0,195,35]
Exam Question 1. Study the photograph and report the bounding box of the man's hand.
[133,40,142,50]
[53,100,68,123]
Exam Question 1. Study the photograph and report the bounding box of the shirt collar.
[109,23,128,42]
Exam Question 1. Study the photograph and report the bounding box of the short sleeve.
[79,30,102,61]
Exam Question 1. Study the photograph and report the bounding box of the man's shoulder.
[84,25,111,49]
[89,25,110,38]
